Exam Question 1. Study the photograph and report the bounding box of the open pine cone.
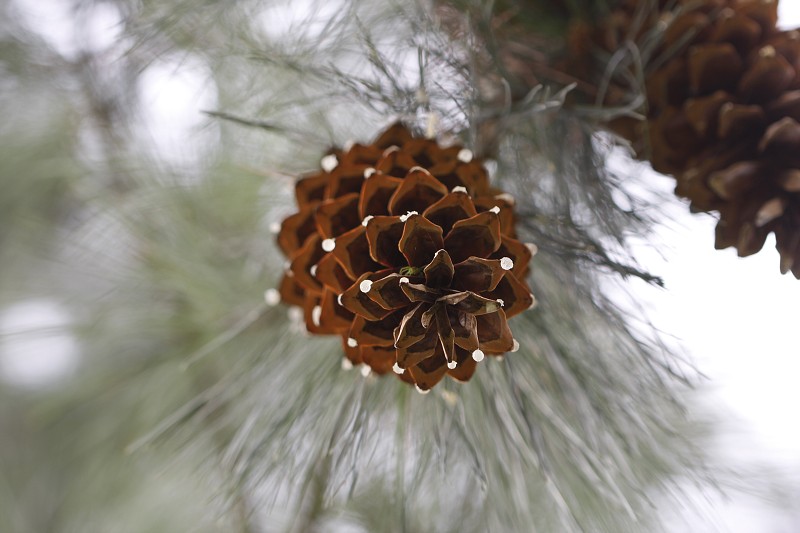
[644,1,800,275]
[594,0,800,277]
[275,123,535,391]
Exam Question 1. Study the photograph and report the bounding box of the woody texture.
[275,123,535,392]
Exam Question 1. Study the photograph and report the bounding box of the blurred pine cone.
[582,0,800,277]
[275,123,535,391]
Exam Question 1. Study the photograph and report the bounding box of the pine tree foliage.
[2,0,789,531]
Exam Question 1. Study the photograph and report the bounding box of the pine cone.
[275,123,536,391]
[619,1,800,276]
[561,0,800,276]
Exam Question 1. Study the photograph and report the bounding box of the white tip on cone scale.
[364,167,376,179]
[495,192,516,205]
[426,113,438,139]
[489,206,501,214]
[511,339,520,353]
[451,186,467,194]
[320,154,338,172]
[341,358,354,370]
[759,45,776,58]
[415,385,431,395]
[264,289,281,306]
[440,390,458,407]
[496,298,505,307]
[392,363,405,375]
[359,279,373,293]
[337,294,344,306]
[269,222,281,234]
[347,338,358,348]
[360,365,371,377]
[447,360,457,370]
[472,349,485,362]
[309,265,317,277]
[311,305,322,327]
[399,277,410,284]
[457,148,473,163]
[399,211,418,222]
[500,257,514,271]
[362,215,374,227]
[321,238,336,252]
[288,306,304,324]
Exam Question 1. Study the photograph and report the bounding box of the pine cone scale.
[443,211,502,263]
[423,249,455,288]
[422,191,479,236]
[368,274,413,310]
[398,214,445,267]
[365,215,406,267]
[330,226,381,279]
[315,193,360,239]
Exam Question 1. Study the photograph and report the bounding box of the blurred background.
[1,0,799,531]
